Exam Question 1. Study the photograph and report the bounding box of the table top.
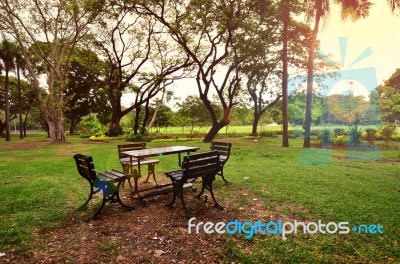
[121,146,200,158]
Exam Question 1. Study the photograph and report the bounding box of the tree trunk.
[281,1,290,147]
[17,67,24,139]
[203,120,227,143]
[108,112,122,137]
[303,3,322,148]
[5,70,11,141]
[69,118,77,134]
[201,94,232,142]
[146,86,166,132]
[133,106,141,135]
[251,109,260,136]
[23,107,30,137]
[47,111,65,142]
[0,121,5,137]
[141,101,150,135]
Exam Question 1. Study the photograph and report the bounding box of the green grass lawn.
[0,134,399,262]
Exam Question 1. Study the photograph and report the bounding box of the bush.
[259,131,277,138]
[379,124,396,142]
[333,135,348,145]
[319,129,332,146]
[88,135,124,141]
[291,129,304,138]
[126,132,144,142]
[364,128,377,144]
[80,133,92,138]
[347,126,362,146]
[392,132,400,142]
[333,128,346,136]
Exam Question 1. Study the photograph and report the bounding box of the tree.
[239,1,310,137]
[0,0,105,142]
[388,0,400,11]
[378,68,400,123]
[136,0,247,142]
[14,44,25,139]
[237,1,282,136]
[303,0,371,148]
[281,0,290,147]
[176,96,220,134]
[64,48,105,134]
[0,37,19,141]
[90,4,191,136]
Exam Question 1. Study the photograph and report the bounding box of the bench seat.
[165,151,223,218]
[73,154,134,220]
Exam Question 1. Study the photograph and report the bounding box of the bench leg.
[196,183,205,199]
[177,183,193,218]
[219,167,230,184]
[166,180,177,207]
[202,175,224,210]
[78,181,101,210]
[168,181,193,218]
[85,191,107,221]
[114,181,135,211]
[144,163,158,186]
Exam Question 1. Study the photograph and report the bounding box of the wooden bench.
[165,151,223,218]
[73,154,134,220]
[210,141,232,183]
[117,143,160,190]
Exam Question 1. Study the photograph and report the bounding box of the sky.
[123,1,400,108]
[318,1,400,84]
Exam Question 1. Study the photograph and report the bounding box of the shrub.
[333,135,348,145]
[89,135,124,141]
[126,132,144,142]
[364,128,377,144]
[347,126,362,146]
[319,129,332,146]
[380,124,397,143]
[80,133,92,138]
[291,129,304,138]
[259,131,277,138]
[392,132,400,142]
[333,128,346,136]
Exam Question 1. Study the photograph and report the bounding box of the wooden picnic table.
[120,146,200,199]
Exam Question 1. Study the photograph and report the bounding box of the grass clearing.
[0,134,399,262]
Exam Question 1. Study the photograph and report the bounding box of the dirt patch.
[3,190,240,264]
[0,139,53,152]
[1,183,315,264]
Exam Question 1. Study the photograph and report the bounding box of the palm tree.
[0,37,18,141]
[388,0,400,11]
[14,46,25,139]
[281,0,290,147]
[303,0,328,148]
[303,0,372,148]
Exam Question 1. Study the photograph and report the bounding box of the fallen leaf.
[154,249,166,258]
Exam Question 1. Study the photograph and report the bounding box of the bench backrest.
[210,141,232,162]
[182,151,220,181]
[117,143,146,159]
[73,154,97,182]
